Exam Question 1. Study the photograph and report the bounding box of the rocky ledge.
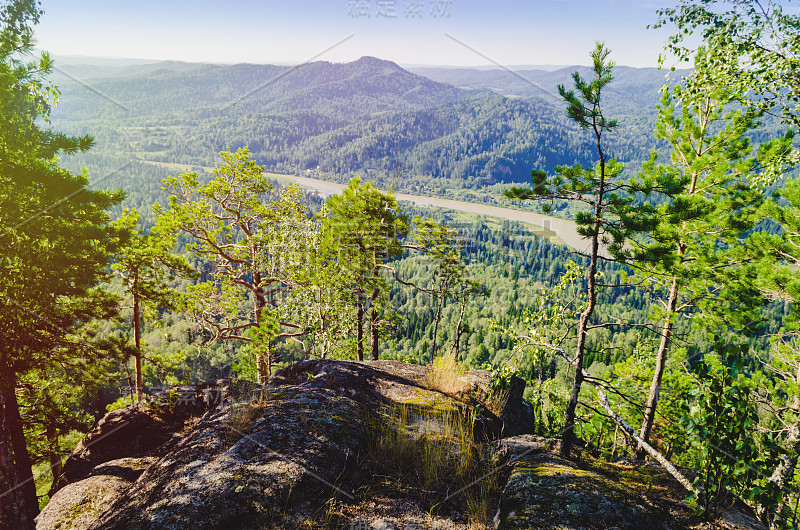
[36,360,764,529]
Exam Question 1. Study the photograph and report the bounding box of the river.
[277,175,588,252]
[143,161,588,252]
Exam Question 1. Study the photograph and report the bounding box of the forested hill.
[53,56,468,119]
[50,56,672,190]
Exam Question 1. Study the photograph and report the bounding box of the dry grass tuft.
[426,354,471,395]
[366,402,501,526]
[225,387,270,442]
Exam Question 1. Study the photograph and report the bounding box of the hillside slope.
[49,57,667,189]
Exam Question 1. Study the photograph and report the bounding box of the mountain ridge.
[51,56,668,188]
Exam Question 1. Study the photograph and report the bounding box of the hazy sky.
[35,0,674,67]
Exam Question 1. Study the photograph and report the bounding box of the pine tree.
[631,47,796,458]
[411,217,482,361]
[0,1,124,525]
[322,178,408,360]
[505,42,660,457]
[156,148,309,381]
[112,208,194,402]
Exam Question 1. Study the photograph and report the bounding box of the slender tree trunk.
[0,368,38,519]
[124,365,135,405]
[611,423,620,460]
[595,377,695,494]
[431,294,443,360]
[561,302,592,456]
[595,422,605,457]
[450,299,467,362]
[356,290,364,361]
[370,289,380,361]
[637,276,680,459]
[561,209,602,457]
[253,272,269,383]
[0,384,34,530]
[317,299,328,360]
[132,282,143,403]
[561,141,606,458]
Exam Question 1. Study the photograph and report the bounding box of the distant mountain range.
[49,56,683,189]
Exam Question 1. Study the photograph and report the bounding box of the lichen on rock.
[35,361,767,529]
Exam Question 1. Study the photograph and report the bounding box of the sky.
[34,0,674,68]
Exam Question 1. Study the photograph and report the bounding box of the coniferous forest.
[4,0,800,528]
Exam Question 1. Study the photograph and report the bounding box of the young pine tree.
[506,42,660,457]
[630,48,795,457]
[112,208,194,403]
[321,178,408,360]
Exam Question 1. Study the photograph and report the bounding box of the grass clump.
[366,402,502,527]
[426,354,470,396]
[225,387,270,442]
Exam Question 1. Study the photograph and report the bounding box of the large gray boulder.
[39,360,767,529]
[38,360,534,529]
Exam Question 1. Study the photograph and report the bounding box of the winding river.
[144,161,588,252]
[278,174,588,252]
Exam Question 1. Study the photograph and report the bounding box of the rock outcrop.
[36,360,765,529]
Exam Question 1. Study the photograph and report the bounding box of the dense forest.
[48,54,681,191]
[3,0,800,528]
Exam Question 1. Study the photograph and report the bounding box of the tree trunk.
[132,284,143,404]
[637,276,679,459]
[356,290,364,361]
[561,209,602,456]
[611,423,620,460]
[253,273,269,383]
[450,300,467,362]
[0,368,38,520]
[370,289,380,361]
[431,294,442,360]
[595,422,605,457]
[594,377,696,494]
[0,384,34,530]
[561,134,606,458]
[125,365,135,406]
